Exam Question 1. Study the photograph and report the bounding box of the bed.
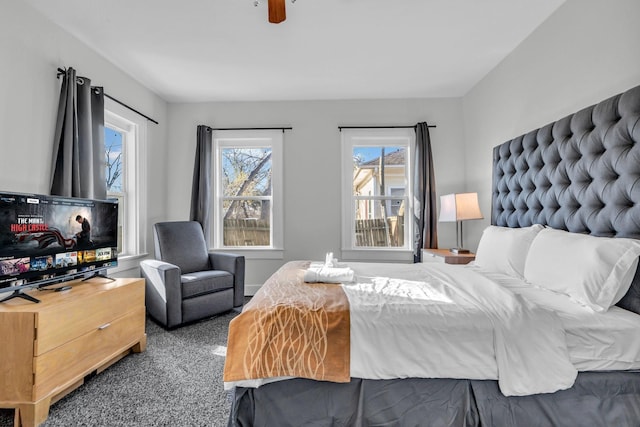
[225,83,640,427]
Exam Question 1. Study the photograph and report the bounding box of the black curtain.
[190,125,212,246]
[50,67,106,200]
[413,122,438,262]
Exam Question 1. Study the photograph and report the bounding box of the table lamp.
[438,192,483,254]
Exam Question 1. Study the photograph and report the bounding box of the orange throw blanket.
[224,261,351,383]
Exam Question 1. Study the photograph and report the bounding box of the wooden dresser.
[0,277,146,427]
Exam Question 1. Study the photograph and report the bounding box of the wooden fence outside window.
[223,216,404,248]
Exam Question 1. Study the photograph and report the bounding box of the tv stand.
[0,278,146,427]
[82,271,115,282]
[0,289,40,304]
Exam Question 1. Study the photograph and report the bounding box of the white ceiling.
[24,0,566,103]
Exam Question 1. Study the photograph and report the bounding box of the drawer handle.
[98,323,111,330]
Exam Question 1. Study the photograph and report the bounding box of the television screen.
[0,191,118,301]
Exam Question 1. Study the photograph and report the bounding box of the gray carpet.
[0,309,240,427]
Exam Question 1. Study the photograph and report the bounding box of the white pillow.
[523,227,640,312]
[474,224,544,278]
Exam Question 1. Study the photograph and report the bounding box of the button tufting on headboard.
[492,84,640,239]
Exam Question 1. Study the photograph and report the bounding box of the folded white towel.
[310,261,347,269]
[304,260,354,284]
[304,253,354,283]
[325,252,334,267]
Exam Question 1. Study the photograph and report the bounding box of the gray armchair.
[140,221,244,328]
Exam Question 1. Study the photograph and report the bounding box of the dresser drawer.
[34,281,144,355]
[33,306,145,400]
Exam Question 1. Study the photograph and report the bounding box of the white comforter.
[344,262,578,396]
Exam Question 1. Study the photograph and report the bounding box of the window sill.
[341,249,413,263]
[109,253,149,275]
[209,248,284,260]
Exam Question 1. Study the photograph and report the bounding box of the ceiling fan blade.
[268,0,286,23]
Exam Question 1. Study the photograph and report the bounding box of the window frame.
[211,130,283,260]
[104,98,148,269]
[341,128,415,261]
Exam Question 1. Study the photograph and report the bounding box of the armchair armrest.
[209,252,245,308]
[140,259,184,328]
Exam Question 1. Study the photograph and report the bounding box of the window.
[341,129,414,260]
[387,187,405,216]
[104,99,147,260]
[104,126,124,253]
[212,130,283,258]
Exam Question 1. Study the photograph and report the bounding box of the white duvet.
[344,262,578,396]
[227,261,640,395]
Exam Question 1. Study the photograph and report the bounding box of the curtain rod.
[206,126,292,133]
[104,94,159,125]
[338,125,436,131]
[56,68,159,125]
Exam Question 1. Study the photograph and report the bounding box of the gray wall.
[168,99,465,291]
[462,0,640,248]
[0,1,169,276]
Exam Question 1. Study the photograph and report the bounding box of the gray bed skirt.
[228,371,640,427]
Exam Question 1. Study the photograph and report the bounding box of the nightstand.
[422,248,476,265]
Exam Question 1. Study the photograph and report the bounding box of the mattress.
[471,264,640,371]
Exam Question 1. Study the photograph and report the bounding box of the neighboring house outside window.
[211,130,283,260]
[104,98,147,263]
[341,128,414,261]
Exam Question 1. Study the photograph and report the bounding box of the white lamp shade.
[438,192,483,222]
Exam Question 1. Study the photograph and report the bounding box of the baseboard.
[245,284,261,296]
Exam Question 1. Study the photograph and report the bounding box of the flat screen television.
[0,191,118,303]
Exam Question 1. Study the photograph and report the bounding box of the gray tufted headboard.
[491,84,640,314]
[492,84,640,238]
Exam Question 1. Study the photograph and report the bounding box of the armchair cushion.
[154,221,210,274]
[181,270,234,299]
